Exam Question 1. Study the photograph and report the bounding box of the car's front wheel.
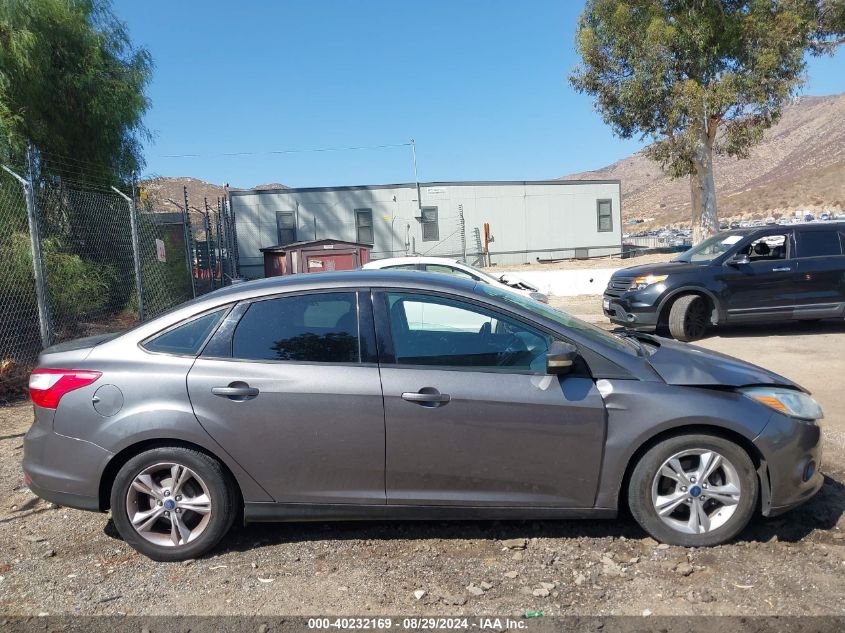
[627,434,758,547]
[668,294,709,341]
[110,447,238,561]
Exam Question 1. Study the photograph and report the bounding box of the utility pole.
[411,139,422,217]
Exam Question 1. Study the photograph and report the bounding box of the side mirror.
[546,341,579,375]
[729,253,750,266]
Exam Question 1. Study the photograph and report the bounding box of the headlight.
[740,386,824,421]
[529,292,549,304]
[630,274,668,290]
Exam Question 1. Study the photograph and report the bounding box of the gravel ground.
[1,308,844,617]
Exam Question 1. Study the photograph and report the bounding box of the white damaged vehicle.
[362,256,548,303]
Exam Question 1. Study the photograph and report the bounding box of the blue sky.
[113,0,845,188]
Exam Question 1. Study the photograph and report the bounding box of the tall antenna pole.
[411,139,422,215]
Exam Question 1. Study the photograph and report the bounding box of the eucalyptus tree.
[571,0,845,242]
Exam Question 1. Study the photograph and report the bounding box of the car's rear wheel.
[110,447,237,561]
[627,434,758,547]
[668,294,709,341]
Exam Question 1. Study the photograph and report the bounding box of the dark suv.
[604,222,845,341]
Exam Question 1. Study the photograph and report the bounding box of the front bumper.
[22,409,112,512]
[753,412,824,516]
[602,293,661,329]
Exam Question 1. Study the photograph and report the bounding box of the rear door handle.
[212,384,259,400]
[401,389,451,407]
[772,267,792,272]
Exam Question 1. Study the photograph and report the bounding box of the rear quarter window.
[142,309,228,355]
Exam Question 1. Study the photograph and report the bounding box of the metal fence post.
[203,197,213,290]
[2,165,52,348]
[182,185,196,298]
[111,185,144,321]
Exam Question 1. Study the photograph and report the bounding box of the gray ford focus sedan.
[23,271,824,561]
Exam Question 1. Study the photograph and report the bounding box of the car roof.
[200,269,479,304]
[715,221,845,237]
[364,256,460,266]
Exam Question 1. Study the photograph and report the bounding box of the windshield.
[674,233,744,263]
[479,285,637,355]
[459,263,500,284]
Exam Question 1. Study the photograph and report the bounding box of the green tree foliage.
[570,0,845,242]
[0,0,152,182]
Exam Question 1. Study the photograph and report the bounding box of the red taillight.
[28,368,102,409]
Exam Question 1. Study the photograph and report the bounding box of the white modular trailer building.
[230,179,622,278]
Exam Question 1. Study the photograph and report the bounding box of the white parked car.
[362,256,548,303]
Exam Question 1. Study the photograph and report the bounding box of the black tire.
[668,294,709,341]
[110,446,238,562]
[627,433,758,547]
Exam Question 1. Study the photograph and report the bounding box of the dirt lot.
[1,305,844,617]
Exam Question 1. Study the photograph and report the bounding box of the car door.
[374,290,607,508]
[718,230,801,321]
[187,289,386,504]
[793,228,845,318]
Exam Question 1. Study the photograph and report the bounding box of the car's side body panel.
[380,368,607,507]
[187,358,386,504]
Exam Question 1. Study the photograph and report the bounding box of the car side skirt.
[243,502,617,523]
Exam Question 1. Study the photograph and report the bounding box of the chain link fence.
[0,163,244,401]
[0,167,42,377]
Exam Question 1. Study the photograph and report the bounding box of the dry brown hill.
[566,93,845,228]
[140,177,286,212]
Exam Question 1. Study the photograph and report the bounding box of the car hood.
[636,334,803,390]
[611,260,708,278]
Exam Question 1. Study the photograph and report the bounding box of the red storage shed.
[259,239,371,277]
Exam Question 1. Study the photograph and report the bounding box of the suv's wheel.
[668,294,709,341]
[110,447,237,561]
[627,434,758,547]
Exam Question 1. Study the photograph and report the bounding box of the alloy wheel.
[125,462,213,547]
[650,449,741,534]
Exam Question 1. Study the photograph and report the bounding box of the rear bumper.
[22,413,111,513]
[753,412,824,516]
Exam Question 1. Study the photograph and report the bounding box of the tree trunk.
[690,130,719,244]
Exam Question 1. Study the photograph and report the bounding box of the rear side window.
[796,230,843,258]
[143,309,227,355]
[232,292,359,363]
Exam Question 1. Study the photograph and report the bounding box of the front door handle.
[772,267,792,272]
[401,388,451,407]
[212,383,259,401]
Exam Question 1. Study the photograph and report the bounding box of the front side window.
[421,207,439,241]
[232,293,359,363]
[143,308,227,355]
[796,230,842,258]
[479,284,638,355]
[597,199,613,232]
[741,234,789,261]
[385,292,551,371]
[355,208,373,244]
